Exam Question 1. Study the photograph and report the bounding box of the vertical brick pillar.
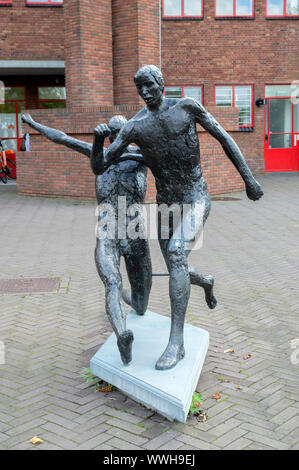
[64,0,113,108]
[112,0,161,106]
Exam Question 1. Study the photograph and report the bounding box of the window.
[163,0,203,18]
[0,87,26,152]
[26,0,63,5]
[165,86,203,103]
[265,84,297,97]
[215,85,253,127]
[267,0,299,16]
[38,87,66,109]
[0,0,12,4]
[215,0,254,17]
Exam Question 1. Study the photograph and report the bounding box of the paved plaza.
[0,173,298,450]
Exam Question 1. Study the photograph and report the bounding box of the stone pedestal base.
[90,310,209,423]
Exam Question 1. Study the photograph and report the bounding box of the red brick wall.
[17,150,96,200]
[64,0,113,108]
[0,0,64,61]
[112,0,160,106]
[161,0,299,174]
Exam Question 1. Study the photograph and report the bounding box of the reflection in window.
[269,134,292,148]
[26,0,63,4]
[267,0,299,15]
[164,0,181,16]
[216,0,234,15]
[286,0,299,14]
[0,87,25,151]
[215,85,252,127]
[184,0,202,16]
[165,86,203,103]
[216,0,253,16]
[215,87,233,106]
[165,87,183,99]
[265,84,293,97]
[163,0,202,17]
[294,102,299,133]
[38,87,66,109]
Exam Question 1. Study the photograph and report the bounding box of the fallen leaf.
[224,348,234,354]
[235,385,243,390]
[243,353,252,360]
[99,384,114,392]
[197,412,208,422]
[29,436,43,445]
[212,393,222,400]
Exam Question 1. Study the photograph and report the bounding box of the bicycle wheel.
[0,170,8,184]
[6,158,16,179]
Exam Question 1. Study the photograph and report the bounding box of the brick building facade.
[1,0,298,201]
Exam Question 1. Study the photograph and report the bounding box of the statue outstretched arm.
[183,99,263,201]
[21,113,91,157]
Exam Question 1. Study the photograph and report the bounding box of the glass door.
[265,96,299,171]
[0,88,25,152]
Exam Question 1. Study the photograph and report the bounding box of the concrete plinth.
[90,310,209,423]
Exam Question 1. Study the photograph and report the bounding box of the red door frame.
[264,96,299,172]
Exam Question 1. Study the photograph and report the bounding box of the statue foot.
[155,343,185,370]
[117,330,134,365]
[128,308,145,316]
[204,275,217,310]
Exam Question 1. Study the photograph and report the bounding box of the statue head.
[108,115,127,143]
[134,65,164,109]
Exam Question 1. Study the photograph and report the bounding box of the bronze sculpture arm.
[21,113,91,157]
[92,121,137,175]
[183,99,264,201]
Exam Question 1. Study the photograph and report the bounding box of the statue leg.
[95,238,133,365]
[189,267,217,309]
[185,196,216,308]
[155,235,189,370]
[155,199,210,370]
[124,239,152,316]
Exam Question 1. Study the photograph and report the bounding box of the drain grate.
[0,277,61,294]
[212,196,241,201]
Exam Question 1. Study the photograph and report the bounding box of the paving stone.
[244,432,289,450]
[143,430,180,450]
[106,427,149,446]
[213,427,248,448]
[105,417,146,435]
[224,437,252,450]
[176,434,220,450]
[105,437,143,450]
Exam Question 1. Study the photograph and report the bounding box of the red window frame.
[214,84,254,127]
[162,0,203,18]
[38,86,66,109]
[26,0,63,5]
[215,0,255,17]
[1,86,27,151]
[165,85,204,104]
[0,0,12,5]
[266,0,299,17]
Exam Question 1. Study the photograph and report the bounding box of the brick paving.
[0,173,298,450]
